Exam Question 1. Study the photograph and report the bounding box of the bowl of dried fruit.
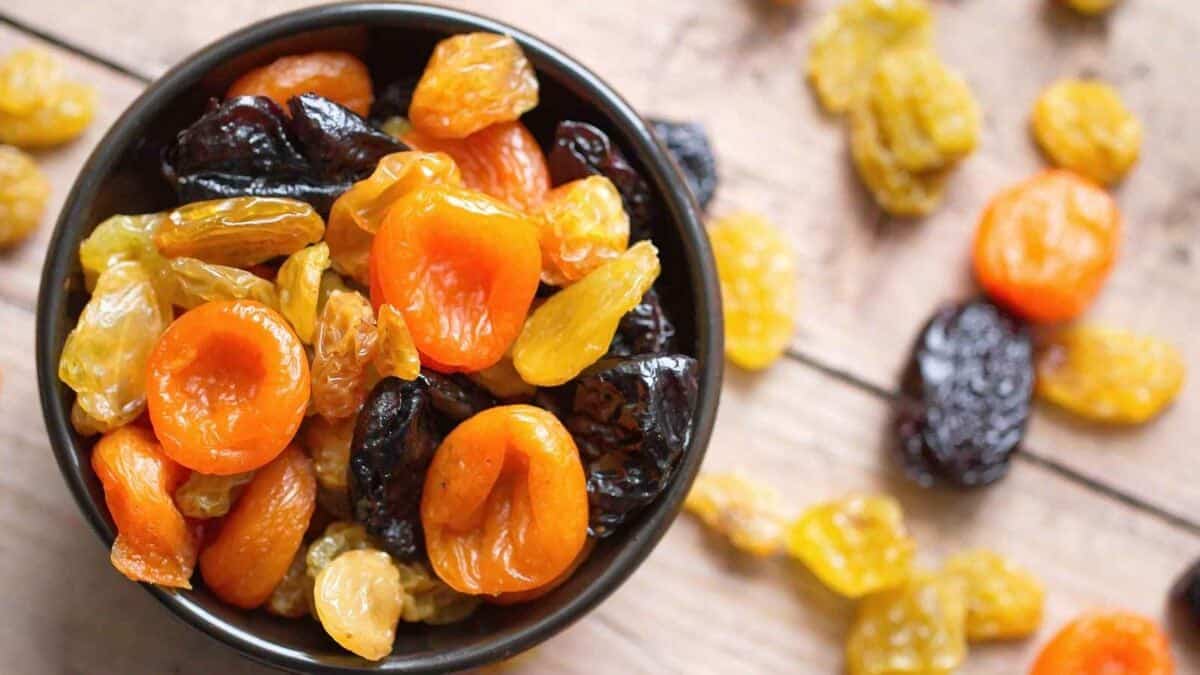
[35,3,721,672]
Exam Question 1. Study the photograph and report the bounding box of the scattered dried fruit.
[0,48,95,147]
[786,495,915,597]
[1030,611,1173,675]
[846,572,967,675]
[1032,79,1142,185]
[313,549,404,661]
[227,51,374,117]
[0,144,49,247]
[685,472,788,556]
[944,549,1044,641]
[649,118,717,209]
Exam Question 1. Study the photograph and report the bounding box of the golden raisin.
[78,213,168,289]
[0,48,95,147]
[0,144,49,247]
[173,471,254,519]
[313,549,404,661]
[166,257,279,310]
[1062,0,1120,15]
[468,350,535,399]
[394,561,481,625]
[1032,79,1142,185]
[265,549,311,619]
[156,197,324,267]
[943,549,1044,641]
[374,304,421,381]
[535,176,630,285]
[846,572,967,675]
[301,416,355,492]
[306,521,376,582]
[276,243,331,344]
[684,472,789,557]
[850,93,949,216]
[311,290,379,419]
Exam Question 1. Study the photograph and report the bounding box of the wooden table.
[2,1,1199,672]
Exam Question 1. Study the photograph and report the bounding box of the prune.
[288,94,407,182]
[348,376,440,561]
[369,76,419,124]
[684,472,788,556]
[421,370,497,429]
[535,175,629,286]
[276,242,331,344]
[649,118,717,210]
[0,144,49,247]
[1032,79,1142,185]
[846,572,967,675]
[608,288,677,357]
[943,549,1044,641]
[897,299,1033,488]
[547,121,655,241]
[313,549,403,661]
[1031,611,1172,675]
[0,48,95,148]
[311,290,379,420]
[537,354,699,537]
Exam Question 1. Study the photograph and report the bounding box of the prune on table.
[537,354,699,537]
[348,376,441,561]
[649,118,717,210]
[0,144,50,247]
[897,299,1034,488]
[548,120,655,241]
[608,288,677,357]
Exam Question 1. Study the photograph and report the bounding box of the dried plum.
[420,369,497,430]
[649,118,717,210]
[547,120,655,241]
[288,94,407,181]
[608,288,677,356]
[348,376,440,561]
[896,299,1033,488]
[369,76,419,124]
[537,354,699,537]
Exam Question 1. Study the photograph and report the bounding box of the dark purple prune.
[649,118,717,210]
[348,376,440,561]
[1171,559,1200,625]
[288,93,407,181]
[608,288,677,357]
[369,76,419,125]
[896,299,1033,488]
[537,354,699,537]
[547,120,655,241]
[420,369,497,431]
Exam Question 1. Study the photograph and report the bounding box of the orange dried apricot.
[535,176,629,285]
[1030,610,1173,675]
[226,51,373,117]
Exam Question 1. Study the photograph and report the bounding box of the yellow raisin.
[468,349,535,399]
[302,416,355,492]
[173,471,254,519]
[0,144,49,247]
[155,197,324,267]
[1032,79,1142,185]
[276,243,331,344]
[311,290,379,419]
[78,213,167,289]
[69,400,107,436]
[943,549,1044,641]
[394,561,481,625]
[684,472,790,557]
[375,304,421,381]
[535,176,630,286]
[0,48,95,148]
[265,549,311,618]
[850,92,949,216]
[306,521,376,582]
[1062,0,1119,15]
[166,257,279,310]
[846,572,967,675]
[380,116,412,140]
[313,549,404,661]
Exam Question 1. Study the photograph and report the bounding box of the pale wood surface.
[2,2,1200,673]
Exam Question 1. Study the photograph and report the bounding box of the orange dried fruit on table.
[155,197,324,267]
[375,304,421,381]
[199,445,316,608]
[535,175,629,285]
[275,242,331,344]
[846,572,967,675]
[313,549,404,661]
[0,144,50,247]
[226,51,374,117]
[146,300,310,475]
[0,48,95,148]
[943,549,1044,641]
[708,213,797,370]
[404,121,550,213]
[371,185,540,372]
[422,405,588,595]
[326,151,462,284]
[1031,610,1173,675]
[1032,79,1142,185]
[684,472,790,557]
[173,470,254,519]
[513,241,660,386]
[92,426,196,588]
[1036,325,1185,424]
[973,170,1121,323]
[409,32,538,139]
[311,290,379,420]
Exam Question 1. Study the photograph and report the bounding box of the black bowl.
[35,2,722,672]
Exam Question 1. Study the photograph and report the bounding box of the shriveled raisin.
[276,242,331,344]
[849,92,949,217]
[302,415,355,492]
[306,521,376,581]
[685,472,789,556]
[846,572,967,675]
[265,549,311,618]
[0,48,95,147]
[548,120,654,240]
[174,471,254,519]
[78,213,168,292]
[166,257,280,310]
[649,118,717,210]
[156,197,324,267]
[943,549,1044,641]
[0,144,49,247]
[535,176,629,286]
[70,400,106,437]
[313,549,404,661]
[374,304,421,381]
[786,495,915,597]
[394,561,481,625]
[1032,79,1141,185]
[311,290,379,420]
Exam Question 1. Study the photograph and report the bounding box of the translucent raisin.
[409,33,538,139]
[897,299,1033,488]
[534,176,629,286]
[306,521,376,582]
[0,48,95,148]
[0,144,49,247]
[302,415,355,492]
[265,549,311,618]
[684,472,789,556]
[156,197,324,267]
[375,304,421,381]
[166,257,280,309]
[846,572,967,675]
[313,549,404,661]
[394,561,481,625]
[311,290,379,420]
[607,289,677,357]
[547,120,655,241]
[69,400,106,437]
[276,242,331,344]
[708,213,797,370]
[849,92,949,216]
[78,213,167,289]
[943,549,1044,641]
[785,495,915,597]
[649,118,717,210]
[1032,79,1142,185]
[1036,326,1185,424]
[173,471,254,519]
[468,350,535,400]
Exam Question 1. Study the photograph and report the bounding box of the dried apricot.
[685,472,789,557]
[1036,326,1185,424]
[0,48,95,147]
[313,549,403,661]
[371,185,540,372]
[1032,79,1142,185]
[943,549,1044,641]
[535,176,629,285]
[311,290,379,419]
[199,446,316,608]
[227,51,374,117]
[166,257,279,310]
[173,470,254,519]
[708,213,797,370]
[1031,610,1173,675]
[374,304,420,381]
[155,197,324,267]
[513,241,660,386]
[275,242,330,344]
[846,572,967,675]
[973,170,1121,323]
[0,144,49,247]
[147,300,310,474]
[409,33,538,139]
[422,405,588,595]
[92,426,196,588]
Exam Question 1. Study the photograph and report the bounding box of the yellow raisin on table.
[0,144,50,247]
[313,549,404,661]
[276,242,331,344]
[166,257,279,310]
[785,494,915,598]
[1032,79,1142,186]
[0,48,95,148]
[684,472,790,557]
[155,196,325,267]
[807,0,933,114]
[708,213,797,371]
[173,471,255,519]
[849,91,949,217]
[943,548,1044,641]
[1036,325,1185,425]
[846,572,967,675]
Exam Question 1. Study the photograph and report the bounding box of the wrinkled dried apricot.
[0,48,95,147]
[156,197,324,267]
[371,185,540,372]
[943,549,1044,641]
[375,304,421,381]
[409,33,538,139]
[313,549,403,661]
[147,300,310,474]
[422,405,588,595]
[685,472,789,557]
[0,144,49,247]
[199,445,316,608]
[1031,610,1173,675]
[275,242,330,344]
[973,170,1121,323]
[173,470,254,519]
[92,426,196,588]
[227,51,374,117]
[1032,79,1142,185]
[535,176,629,285]
[311,290,379,419]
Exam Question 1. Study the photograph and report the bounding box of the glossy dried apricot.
[155,197,324,267]
[375,304,421,381]
[535,176,629,285]
[371,185,540,372]
[409,33,538,139]
[173,470,254,519]
[1036,326,1185,424]
[199,445,316,608]
[276,242,330,344]
[404,121,550,213]
[1031,610,1173,675]
[708,213,797,370]
[313,549,404,661]
[422,405,588,595]
[846,572,967,675]
[684,472,789,557]
[92,426,196,588]
[311,290,379,419]
[973,170,1121,323]
[943,549,1044,641]
[0,48,95,147]
[514,241,660,386]
[0,144,49,247]
[167,257,279,310]
[147,300,310,475]
[227,51,374,117]
[1032,79,1142,185]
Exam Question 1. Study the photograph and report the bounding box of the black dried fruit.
[896,299,1033,488]
[1172,559,1200,624]
[421,369,497,431]
[288,94,407,181]
[537,354,699,537]
[348,376,440,561]
[547,120,655,241]
[650,118,717,210]
[369,76,419,124]
[608,288,677,357]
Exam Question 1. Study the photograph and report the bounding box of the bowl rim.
[36,2,723,672]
